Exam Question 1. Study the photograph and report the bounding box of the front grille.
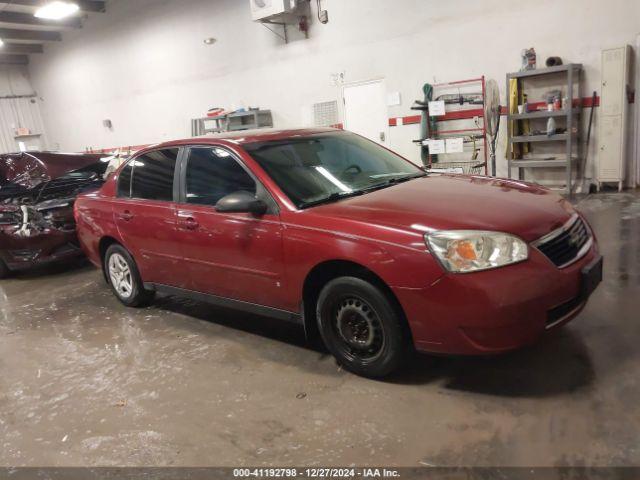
[534,215,591,268]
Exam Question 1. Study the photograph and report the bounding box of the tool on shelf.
[521,48,537,71]
[484,79,501,176]
[411,83,437,165]
[574,91,597,194]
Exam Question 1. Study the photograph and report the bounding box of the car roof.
[141,127,343,152]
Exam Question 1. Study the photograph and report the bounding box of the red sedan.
[74,128,602,378]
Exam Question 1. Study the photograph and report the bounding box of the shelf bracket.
[261,20,288,43]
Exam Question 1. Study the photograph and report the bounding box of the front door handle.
[118,210,133,221]
[178,216,199,230]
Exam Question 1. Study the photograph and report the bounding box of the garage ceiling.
[0,0,106,65]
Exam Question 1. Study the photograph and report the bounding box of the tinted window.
[116,162,133,197]
[131,149,178,201]
[185,147,256,206]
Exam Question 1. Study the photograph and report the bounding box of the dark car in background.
[0,151,109,278]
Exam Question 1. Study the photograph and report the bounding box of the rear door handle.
[118,210,133,221]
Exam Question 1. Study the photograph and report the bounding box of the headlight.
[426,231,528,273]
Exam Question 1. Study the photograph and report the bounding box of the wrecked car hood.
[0,152,107,191]
[1,152,110,245]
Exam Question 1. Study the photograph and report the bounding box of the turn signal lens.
[426,231,528,273]
[451,240,478,260]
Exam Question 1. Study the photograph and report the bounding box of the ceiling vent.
[250,0,297,21]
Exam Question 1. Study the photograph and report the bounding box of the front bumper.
[393,242,601,355]
[0,230,82,272]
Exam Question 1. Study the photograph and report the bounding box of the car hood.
[306,175,574,243]
[0,152,107,190]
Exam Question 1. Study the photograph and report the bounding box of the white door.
[343,79,389,145]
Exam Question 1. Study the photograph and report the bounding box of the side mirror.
[215,191,268,216]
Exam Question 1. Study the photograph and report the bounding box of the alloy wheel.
[108,253,133,299]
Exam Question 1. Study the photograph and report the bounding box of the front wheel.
[316,276,409,378]
[104,244,154,307]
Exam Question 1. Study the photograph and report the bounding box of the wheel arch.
[301,259,412,346]
[98,236,121,282]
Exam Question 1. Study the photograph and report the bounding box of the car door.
[174,145,287,309]
[112,148,188,287]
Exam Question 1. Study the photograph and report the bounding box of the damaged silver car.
[0,151,110,278]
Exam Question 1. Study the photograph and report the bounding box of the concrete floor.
[0,191,639,467]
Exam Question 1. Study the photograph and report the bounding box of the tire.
[0,259,10,279]
[104,244,155,307]
[316,276,408,378]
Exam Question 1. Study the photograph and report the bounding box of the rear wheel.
[0,259,10,279]
[316,276,408,378]
[104,244,154,307]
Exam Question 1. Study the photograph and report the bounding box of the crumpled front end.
[0,199,81,270]
[0,154,110,273]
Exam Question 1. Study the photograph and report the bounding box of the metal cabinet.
[597,46,632,191]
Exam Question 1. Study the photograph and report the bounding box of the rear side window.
[185,147,256,206]
[131,149,178,201]
[116,162,133,197]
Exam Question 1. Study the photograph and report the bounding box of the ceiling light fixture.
[34,1,80,20]
[0,39,4,47]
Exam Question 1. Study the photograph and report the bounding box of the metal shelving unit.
[506,64,582,195]
[191,109,273,136]
[227,110,273,131]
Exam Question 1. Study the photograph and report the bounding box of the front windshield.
[244,132,423,208]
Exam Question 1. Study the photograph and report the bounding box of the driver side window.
[185,147,257,206]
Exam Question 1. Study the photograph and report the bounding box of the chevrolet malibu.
[75,128,602,378]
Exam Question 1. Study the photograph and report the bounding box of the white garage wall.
[0,66,49,154]
[24,0,640,180]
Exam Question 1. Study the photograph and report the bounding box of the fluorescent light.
[0,39,4,47]
[34,1,80,20]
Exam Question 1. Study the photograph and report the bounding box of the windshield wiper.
[299,173,426,209]
[299,190,366,209]
[387,172,426,184]
[360,172,426,193]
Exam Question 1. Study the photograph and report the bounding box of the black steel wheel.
[316,276,408,378]
[333,296,386,363]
